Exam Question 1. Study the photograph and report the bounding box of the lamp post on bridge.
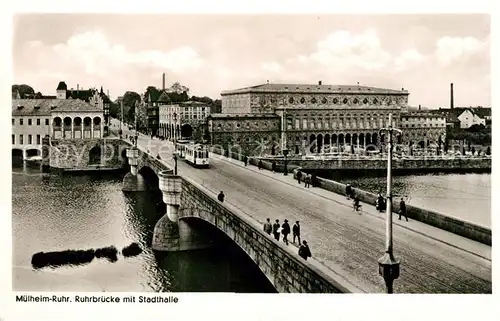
[283,148,289,176]
[377,113,402,294]
[173,151,178,175]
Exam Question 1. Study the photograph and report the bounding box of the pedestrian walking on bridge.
[281,219,291,245]
[258,160,263,170]
[217,191,225,203]
[292,221,301,244]
[244,155,248,166]
[272,219,280,241]
[263,218,272,235]
[296,170,302,185]
[298,240,312,260]
[304,174,311,188]
[399,198,408,221]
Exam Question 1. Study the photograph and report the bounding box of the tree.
[144,86,160,102]
[122,91,141,123]
[12,84,35,98]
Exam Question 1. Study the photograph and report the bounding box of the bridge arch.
[89,146,101,165]
[138,166,159,190]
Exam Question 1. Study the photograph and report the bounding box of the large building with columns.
[209,82,409,156]
[12,98,104,159]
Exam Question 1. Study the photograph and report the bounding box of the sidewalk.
[212,153,491,261]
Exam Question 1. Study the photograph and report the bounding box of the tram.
[174,139,193,158]
[184,144,210,168]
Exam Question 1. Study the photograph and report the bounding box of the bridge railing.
[292,168,491,246]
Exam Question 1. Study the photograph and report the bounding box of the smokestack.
[162,73,165,90]
[419,104,421,111]
[318,80,322,85]
[450,83,454,109]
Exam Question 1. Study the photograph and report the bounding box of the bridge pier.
[152,170,213,251]
[122,147,146,192]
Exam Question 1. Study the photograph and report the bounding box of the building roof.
[179,101,208,106]
[12,99,103,116]
[208,113,280,119]
[56,81,67,91]
[401,111,446,118]
[157,90,171,103]
[221,83,409,96]
[470,107,491,118]
[67,89,95,102]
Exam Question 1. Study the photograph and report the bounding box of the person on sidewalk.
[311,173,317,187]
[217,191,225,203]
[258,160,263,170]
[281,219,291,245]
[304,174,311,188]
[345,183,353,199]
[298,240,312,260]
[296,170,302,185]
[244,155,248,166]
[399,198,408,221]
[263,218,272,235]
[271,161,277,173]
[272,219,281,241]
[353,194,362,212]
[376,193,385,212]
[292,221,301,244]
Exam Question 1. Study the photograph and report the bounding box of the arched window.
[363,98,368,104]
[333,98,338,104]
[373,98,379,104]
[311,97,317,104]
[289,97,294,103]
[321,97,327,104]
[343,98,348,104]
[353,98,358,104]
[300,97,305,104]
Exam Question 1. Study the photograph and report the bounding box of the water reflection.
[12,164,276,292]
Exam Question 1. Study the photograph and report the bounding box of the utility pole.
[377,113,402,293]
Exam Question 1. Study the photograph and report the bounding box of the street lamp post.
[377,113,402,294]
[283,148,289,176]
[173,151,178,175]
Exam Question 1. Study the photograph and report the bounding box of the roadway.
[114,121,492,293]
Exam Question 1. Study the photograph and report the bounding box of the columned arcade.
[52,114,103,139]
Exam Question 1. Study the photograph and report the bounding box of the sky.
[12,14,490,108]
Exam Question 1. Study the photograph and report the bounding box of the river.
[11,164,276,292]
[338,173,491,228]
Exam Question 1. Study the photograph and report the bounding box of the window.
[363,98,368,104]
[20,134,23,144]
[12,135,15,145]
[353,98,358,104]
[373,98,378,104]
[28,119,32,125]
[333,98,338,104]
[300,97,305,104]
[28,135,32,144]
[343,98,348,104]
[322,98,327,104]
[289,97,294,103]
[37,118,41,125]
[12,118,14,125]
[311,98,317,104]
[37,135,41,145]
[20,119,23,125]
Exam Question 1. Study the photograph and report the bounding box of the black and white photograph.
[2,1,496,320]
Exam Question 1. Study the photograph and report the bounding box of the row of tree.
[447,124,492,146]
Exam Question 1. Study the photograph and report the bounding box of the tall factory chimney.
[162,73,165,90]
[450,83,454,109]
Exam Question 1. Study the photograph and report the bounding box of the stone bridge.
[121,143,356,293]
